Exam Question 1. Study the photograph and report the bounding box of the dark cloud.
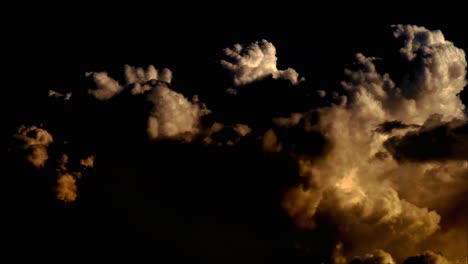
[384,117,468,161]
[350,250,396,264]
[403,251,451,264]
[375,120,419,134]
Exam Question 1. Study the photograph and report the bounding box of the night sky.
[2,7,467,264]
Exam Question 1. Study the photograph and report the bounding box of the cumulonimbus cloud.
[221,39,304,86]
[9,23,467,263]
[280,24,467,263]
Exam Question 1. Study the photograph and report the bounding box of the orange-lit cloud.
[55,154,95,203]
[280,25,467,263]
[14,125,53,168]
[55,173,77,203]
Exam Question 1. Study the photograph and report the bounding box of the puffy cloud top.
[221,39,304,86]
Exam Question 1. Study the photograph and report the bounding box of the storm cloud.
[5,23,467,264]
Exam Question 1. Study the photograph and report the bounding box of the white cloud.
[282,25,467,261]
[147,83,209,140]
[88,72,123,100]
[221,39,304,86]
[49,90,72,100]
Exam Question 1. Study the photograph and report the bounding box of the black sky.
[2,7,467,264]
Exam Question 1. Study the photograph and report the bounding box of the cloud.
[233,124,251,137]
[225,87,238,95]
[221,39,304,86]
[14,125,53,168]
[265,112,326,156]
[395,24,467,122]
[384,116,468,161]
[84,65,209,141]
[7,23,467,263]
[403,251,451,264]
[281,25,467,262]
[147,82,209,140]
[124,64,152,85]
[317,90,327,98]
[262,129,282,153]
[49,90,72,100]
[13,124,95,203]
[88,72,123,100]
[350,249,396,264]
[272,113,303,128]
[332,243,348,264]
[342,28,467,125]
[80,155,95,168]
[375,120,420,134]
[203,123,252,146]
[272,68,304,85]
[124,64,172,95]
[55,173,77,203]
[54,153,95,203]
[88,65,175,99]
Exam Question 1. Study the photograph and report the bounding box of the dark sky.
[6,8,468,117]
[2,7,467,264]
